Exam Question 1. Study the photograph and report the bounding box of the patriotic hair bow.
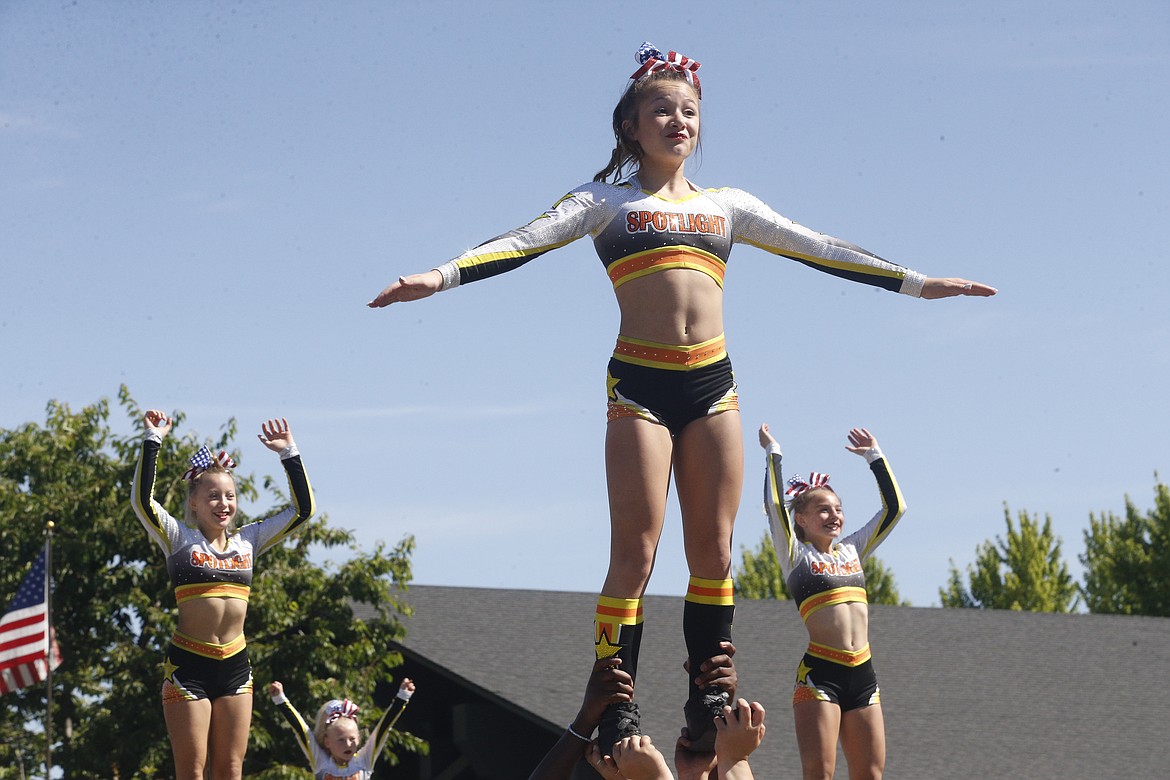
[631,41,702,97]
[786,472,831,497]
[323,698,360,725]
[182,445,236,481]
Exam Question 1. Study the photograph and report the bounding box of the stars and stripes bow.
[324,698,360,724]
[631,41,702,97]
[182,445,236,480]
[786,472,831,497]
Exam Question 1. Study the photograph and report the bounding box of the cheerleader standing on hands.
[131,410,315,780]
[370,42,993,756]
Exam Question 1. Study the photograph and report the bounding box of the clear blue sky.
[3,1,1168,607]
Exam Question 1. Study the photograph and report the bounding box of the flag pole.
[44,521,54,780]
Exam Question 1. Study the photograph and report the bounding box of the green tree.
[735,532,789,600]
[734,531,908,605]
[0,388,423,779]
[1079,476,1170,616]
[939,505,1078,612]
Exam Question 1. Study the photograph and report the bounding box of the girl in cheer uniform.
[369,42,993,755]
[758,423,902,780]
[131,409,315,780]
[267,678,415,779]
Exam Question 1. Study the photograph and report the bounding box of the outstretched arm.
[368,184,615,311]
[368,270,444,308]
[921,277,997,299]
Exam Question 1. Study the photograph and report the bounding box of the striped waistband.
[175,582,251,605]
[171,630,247,660]
[608,248,726,290]
[807,641,871,667]
[798,586,868,621]
[612,334,727,371]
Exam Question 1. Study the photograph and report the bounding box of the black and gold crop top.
[131,435,315,606]
[762,442,906,621]
[434,177,925,297]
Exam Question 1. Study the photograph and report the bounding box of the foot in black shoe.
[682,686,729,752]
[597,700,641,758]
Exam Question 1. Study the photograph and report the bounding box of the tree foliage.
[734,531,908,605]
[1079,476,1170,616]
[939,505,1078,612]
[0,388,422,779]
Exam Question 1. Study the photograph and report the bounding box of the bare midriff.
[176,598,248,646]
[613,268,724,345]
[804,601,870,652]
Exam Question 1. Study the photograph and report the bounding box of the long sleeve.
[707,187,926,297]
[435,182,622,289]
[245,451,316,557]
[762,443,799,578]
[130,435,183,555]
[271,692,316,768]
[355,691,412,770]
[843,453,907,561]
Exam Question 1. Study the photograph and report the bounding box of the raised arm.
[130,409,182,554]
[268,681,316,767]
[842,428,907,560]
[248,418,316,556]
[759,423,798,568]
[358,678,415,770]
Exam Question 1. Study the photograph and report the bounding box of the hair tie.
[323,698,360,725]
[182,445,236,481]
[786,472,830,497]
[630,41,702,97]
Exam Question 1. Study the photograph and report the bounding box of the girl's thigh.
[602,417,674,595]
[207,692,254,780]
[164,697,213,780]
[840,703,885,780]
[793,699,842,780]
[673,410,743,578]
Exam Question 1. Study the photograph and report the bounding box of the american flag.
[0,545,63,695]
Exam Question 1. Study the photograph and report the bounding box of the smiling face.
[624,80,700,171]
[186,471,237,540]
[793,488,845,551]
[323,717,360,763]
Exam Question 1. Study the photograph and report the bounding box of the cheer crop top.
[762,443,906,621]
[434,177,926,297]
[131,435,316,605]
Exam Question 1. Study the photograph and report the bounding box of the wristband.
[566,723,590,742]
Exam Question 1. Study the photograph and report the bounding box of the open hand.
[921,277,997,299]
[368,270,443,308]
[258,418,296,452]
[845,427,877,456]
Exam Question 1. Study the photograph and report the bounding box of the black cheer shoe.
[682,686,729,752]
[597,701,641,758]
